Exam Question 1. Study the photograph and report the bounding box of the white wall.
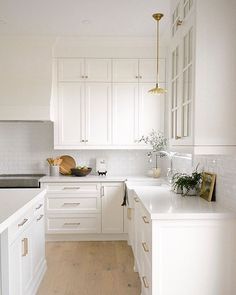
[0,36,55,120]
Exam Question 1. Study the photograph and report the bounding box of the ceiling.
[0,0,171,36]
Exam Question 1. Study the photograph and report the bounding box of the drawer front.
[8,207,34,245]
[141,257,152,295]
[46,215,101,233]
[47,197,101,213]
[46,183,100,194]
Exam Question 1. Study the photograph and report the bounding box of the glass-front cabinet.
[170,0,194,146]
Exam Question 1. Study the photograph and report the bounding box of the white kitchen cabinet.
[8,194,46,295]
[112,83,139,145]
[113,58,165,83]
[127,185,236,295]
[85,83,112,145]
[101,183,124,233]
[57,83,84,146]
[58,58,111,82]
[169,0,236,154]
[55,82,111,148]
[54,57,166,149]
[170,0,194,146]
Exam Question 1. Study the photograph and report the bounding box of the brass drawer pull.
[134,197,139,203]
[22,238,28,257]
[142,276,149,289]
[63,187,80,190]
[142,216,150,224]
[37,214,44,221]
[35,203,43,210]
[64,222,80,226]
[63,202,80,206]
[142,242,149,253]
[18,218,28,227]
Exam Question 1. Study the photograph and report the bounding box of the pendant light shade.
[148,13,167,95]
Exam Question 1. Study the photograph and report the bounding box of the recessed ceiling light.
[81,19,91,25]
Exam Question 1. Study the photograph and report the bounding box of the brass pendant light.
[148,13,167,94]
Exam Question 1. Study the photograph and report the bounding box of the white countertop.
[0,189,45,233]
[40,175,164,183]
[128,185,236,220]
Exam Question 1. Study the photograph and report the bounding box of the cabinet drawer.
[46,215,101,233]
[46,183,100,194]
[8,207,34,245]
[47,197,101,213]
[141,258,152,295]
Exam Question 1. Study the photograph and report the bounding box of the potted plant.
[172,169,202,196]
[139,130,167,178]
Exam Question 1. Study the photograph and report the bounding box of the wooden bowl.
[71,167,92,177]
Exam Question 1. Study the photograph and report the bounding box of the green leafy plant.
[172,168,202,196]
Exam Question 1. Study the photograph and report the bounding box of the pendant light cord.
[156,18,159,86]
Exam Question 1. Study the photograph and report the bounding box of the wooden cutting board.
[59,155,76,175]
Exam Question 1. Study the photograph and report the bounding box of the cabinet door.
[113,83,139,145]
[32,214,45,276]
[113,59,139,82]
[139,83,164,136]
[85,59,111,82]
[85,83,112,145]
[58,83,85,145]
[9,224,34,295]
[58,58,84,82]
[101,183,124,233]
[139,59,166,83]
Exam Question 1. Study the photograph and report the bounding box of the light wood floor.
[37,241,141,295]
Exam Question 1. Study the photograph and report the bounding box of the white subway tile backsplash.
[0,122,151,176]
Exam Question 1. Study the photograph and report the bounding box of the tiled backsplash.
[194,155,236,211]
[0,122,152,176]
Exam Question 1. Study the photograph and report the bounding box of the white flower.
[139,130,167,152]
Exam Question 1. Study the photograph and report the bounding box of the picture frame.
[200,172,216,202]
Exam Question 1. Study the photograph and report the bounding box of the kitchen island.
[0,189,46,295]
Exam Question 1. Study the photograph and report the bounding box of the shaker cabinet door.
[57,83,85,146]
[58,58,84,82]
[113,59,139,82]
[85,83,112,145]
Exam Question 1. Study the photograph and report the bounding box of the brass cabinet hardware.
[35,204,43,210]
[142,276,149,288]
[142,216,150,224]
[134,197,139,203]
[139,75,142,79]
[64,222,80,226]
[135,75,139,79]
[36,214,44,222]
[22,238,28,257]
[142,242,149,252]
[63,187,80,190]
[101,186,105,197]
[175,136,181,140]
[63,202,80,206]
[177,19,183,26]
[18,218,28,227]
[85,75,88,79]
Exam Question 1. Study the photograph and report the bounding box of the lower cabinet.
[44,181,125,237]
[101,183,124,233]
[128,192,236,295]
[8,194,46,295]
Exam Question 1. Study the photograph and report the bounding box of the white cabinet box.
[8,193,46,295]
[169,0,236,154]
[43,181,126,239]
[53,57,166,149]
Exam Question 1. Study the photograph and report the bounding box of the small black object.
[98,171,107,176]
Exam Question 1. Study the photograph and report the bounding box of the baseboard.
[46,233,128,241]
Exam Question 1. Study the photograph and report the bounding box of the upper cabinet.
[53,57,166,149]
[169,0,236,154]
[113,58,166,83]
[58,58,111,82]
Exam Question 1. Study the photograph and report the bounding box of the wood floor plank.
[37,241,141,295]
